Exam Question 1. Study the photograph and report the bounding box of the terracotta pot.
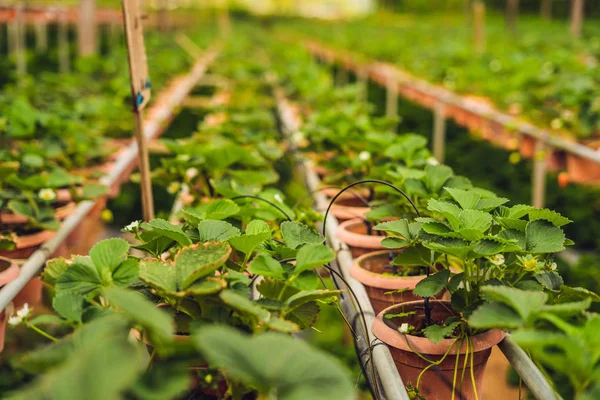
[0,257,20,353]
[350,250,440,314]
[327,199,371,223]
[336,218,385,257]
[372,300,505,400]
[566,143,600,184]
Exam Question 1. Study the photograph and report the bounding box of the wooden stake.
[35,21,48,53]
[386,78,398,118]
[336,65,348,86]
[157,0,169,32]
[570,0,585,39]
[473,0,485,55]
[433,102,447,163]
[14,4,25,76]
[78,0,97,56]
[59,12,70,73]
[540,0,552,20]
[122,0,154,221]
[505,0,519,34]
[532,140,547,208]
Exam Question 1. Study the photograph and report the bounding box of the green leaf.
[392,245,431,267]
[412,269,450,297]
[294,244,334,275]
[174,243,231,290]
[426,199,461,230]
[286,290,342,309]
[103,287,173,346]
[541,299,591,318]
[111,258,139,287]
[528,209,571,227]
[423,237,472,260]
[55,260,102,298]
[286,302,320,330]
[248,254,285,279]
[139,261,176,293]
[425,164,453,194]
[444,187,481,210]
[534,271,563,291]
[219,290,270,321]
[422,321,460,344]
[381,237,410,249]
[481,286,547,323]
[458,209,492,236]
[246,220,271,235]
[42,258,69,286]
[205,199,241,220]
[266,318,300,333]
[198,220,241,242]
[132,236,174,258]
[141,219,192,246]
[374,219,417,240]
[192,326,355,400]
[525,220,566,253]
[52,292,84,322]
[280,221,323,249]
[229,233,270,257]
[468,302,523,329]
[80,184,109,200]
[475,197,509,212]
[187,278,226,296]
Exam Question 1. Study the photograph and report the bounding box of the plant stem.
[26,322,59,342]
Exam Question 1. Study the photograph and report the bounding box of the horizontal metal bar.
[498,335,560,400]
[0,44,221,313]
[273,88,410,400]
[304,40,600,165]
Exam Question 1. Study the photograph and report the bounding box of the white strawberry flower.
[488,254,505,266]
[124,220,141,233]
[185,167,199,180]
[8,315,22,326]
[359,151,371,161]
[38,188,56,202]
[399,323,410,334]
[16,303,31,319]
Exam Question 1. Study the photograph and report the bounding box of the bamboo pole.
[505,0,519,34]
[14,3,26,76]
[386,78,398,118]
[433,102,447,163]
[570,0,585,39]
[540,0,552,20]
[532,141,547,208]
[78,0,97,55]
[473,0,485,54]
[35,21,48,53]
[58,12,70,73]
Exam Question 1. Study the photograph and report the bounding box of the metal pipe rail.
[303,40,600,166]
[0,43,221,313]
[273,85,559,400]
[273,87,410,400]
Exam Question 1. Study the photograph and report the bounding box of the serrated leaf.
[525,220,566,253]
[256,279,300,302]
[294,244,334,275]
[468,302,523,329]
[381,237,410,249]
[139,261,176,293]
[528,209,572,227]
[198,220,241,242]
[43,258,69,286]
[444,187,481,210]
[229,233,271,257]
[52,292,85,322]
[475,197,509,212]
[280,221,323,249]
[497,229,526,250]
[266,318,300,333]
[392,245,431,267]
[205,199,241,220]
[246,220,271,235]
[111,258,139,287]
[534,271,564,291]
[541,299,591,317]
[187,278,226,296]
[481,285,547,323]
[412,269,450,297]
[248,254,285,279]
[426,199,461,230]
[425,164,453,194]
[286,301,320,330]
[55,261,102,297]
[174,243,231,290]
[141,219,192,246]
[89,238,130,273]
[422,321,460,344]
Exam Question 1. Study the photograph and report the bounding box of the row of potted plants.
[1,34,357,399]
[269,31,600,400]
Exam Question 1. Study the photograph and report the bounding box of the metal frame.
[0,44,221,313]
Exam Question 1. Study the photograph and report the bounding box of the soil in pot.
[350,250,444,314]
[372,300,505,400]
[336,218,385,257]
